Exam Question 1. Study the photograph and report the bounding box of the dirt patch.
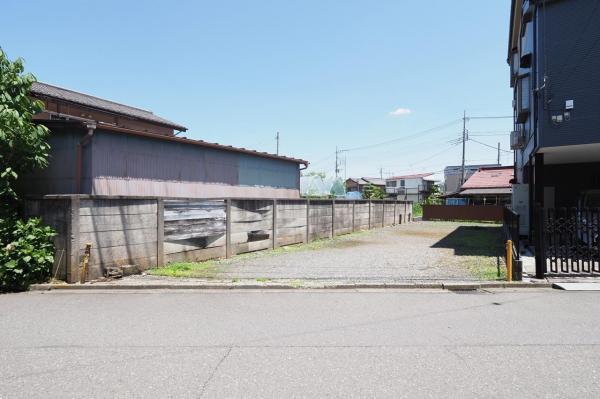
[394,229,446,239]
[329,239,367,249]
[150,222,506,282]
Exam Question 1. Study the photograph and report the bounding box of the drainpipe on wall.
[75,122,96,193]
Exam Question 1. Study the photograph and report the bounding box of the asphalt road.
[2,289,600,398]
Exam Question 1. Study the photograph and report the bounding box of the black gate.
[536,207,600,276]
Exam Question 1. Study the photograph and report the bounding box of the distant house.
[443,164,500,195]
[445,166,513,205]
[21,82,308,199]
[385,173,437,203]
[345,177,386,194]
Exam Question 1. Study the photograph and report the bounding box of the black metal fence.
[503,206,520,256]
[537,207,600,276]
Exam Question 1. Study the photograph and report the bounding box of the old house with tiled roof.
[21,82,308,198]
[447,166,513,205]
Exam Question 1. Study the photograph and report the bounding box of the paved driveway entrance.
[148,221,505,283]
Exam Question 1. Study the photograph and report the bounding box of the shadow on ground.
[431,225,503,257]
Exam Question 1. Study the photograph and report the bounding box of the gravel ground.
[150,221,504,283]
[211,221,501,281]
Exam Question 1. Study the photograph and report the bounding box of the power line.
[470,133,509,137]
[308,153,336,168]
[468,116,513,120]
[383,142,461,171]
[469,138,512,153]
[341,119,462,152]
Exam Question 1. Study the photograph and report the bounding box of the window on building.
[520,21,533,69]
[386,181,397,188]
[516,74,530,123]
[400,180,405,187]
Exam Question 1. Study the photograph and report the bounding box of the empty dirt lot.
[148,221,506,283]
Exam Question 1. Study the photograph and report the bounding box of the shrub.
[413,203,423,217]
[363,183,386,199]
[0,216,55,291]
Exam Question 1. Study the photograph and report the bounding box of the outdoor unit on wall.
[510,126,525,150]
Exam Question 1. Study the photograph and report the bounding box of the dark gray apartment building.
[508,0,600,276]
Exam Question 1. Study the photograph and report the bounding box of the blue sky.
[1,0,513,179]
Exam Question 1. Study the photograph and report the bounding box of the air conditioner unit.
[510,127,525,150]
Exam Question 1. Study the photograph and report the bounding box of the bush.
[363,183,386,199]
[413,203,423,217]
[0,216,55,291]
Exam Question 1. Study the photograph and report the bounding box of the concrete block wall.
[25,196,412,283]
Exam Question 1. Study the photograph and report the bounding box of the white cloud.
[389,107,412,116]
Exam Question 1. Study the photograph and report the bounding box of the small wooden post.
[506,240,513,282]
[226,198,232,258]
[393,201,397,226]
[79,243,91,284]
[272,199,278,249]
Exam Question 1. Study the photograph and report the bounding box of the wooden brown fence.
[422,205,503,222]
[25,196,412,283]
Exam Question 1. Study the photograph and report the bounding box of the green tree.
[424,184,443,205]
[0,49,55,291]
[0,48,50,206]
[363,183,386,199]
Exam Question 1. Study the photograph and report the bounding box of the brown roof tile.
[31,82,187,131]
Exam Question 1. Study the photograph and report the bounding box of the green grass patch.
[435,224,507,281]
[289,279,304,288]
[460,255,506,280]
[148,260,219,278]
[149,229,375,279]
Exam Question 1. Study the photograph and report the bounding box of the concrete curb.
[30,281,553,291]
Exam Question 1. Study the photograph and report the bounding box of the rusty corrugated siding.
[18,129,83,195]
[19,128,302,198]
[89,129,300,198]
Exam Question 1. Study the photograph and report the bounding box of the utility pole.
[497,142,501,165]
[460,110,467,185]
[276,132,279,155]
[335,146,339,179]
[380,167,383,179]
[344,155,347,180]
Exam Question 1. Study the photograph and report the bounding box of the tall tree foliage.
[363,183,386,199]
[0,49,55,290]
[0,48,50,206]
